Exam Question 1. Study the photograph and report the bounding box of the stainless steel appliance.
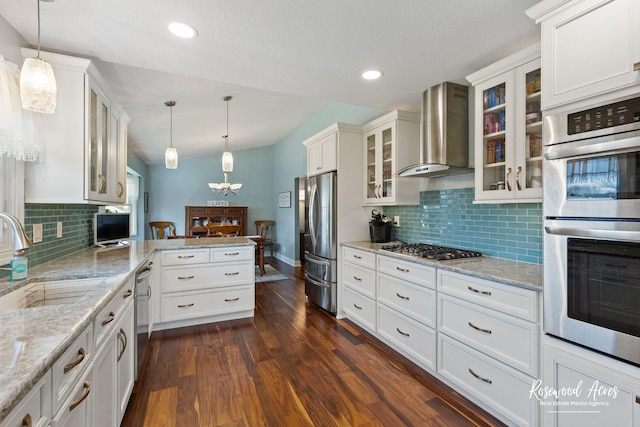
[134,259,152,377]
[543,93,640,365]
[382,243,482,261]
[398,82,471,177]
[304,171,337,313]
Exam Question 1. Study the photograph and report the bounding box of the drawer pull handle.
[396,293,410,300]
[353,254,362,259]
[178,303,195,308]
[178,275,195,280]
[634,62,640,72]
[469,368,492,384]
[353,276,362,281]
[396,266,409,273]
[22,414,32,427]
[396,327,410,337]
[64,347,86,373]
[467,286,491,296]
[178,255,195,259]
[123,289,133,298]
[636,396,640,405]
[468,322,492,334]
[101,311,116,326]
[225,297,240,302]
[69,381,91,411]
[225,272,240,276]
[225,252,240,256]
[353,303,363,310]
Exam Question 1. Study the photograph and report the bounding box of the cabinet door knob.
[516,166,522,191]
[506,168,512,191]
[117,181,125,197]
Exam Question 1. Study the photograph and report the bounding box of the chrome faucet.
[0,212,33,254]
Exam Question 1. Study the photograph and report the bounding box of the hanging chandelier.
[164,101,178,169]
[209,96,242,195]
[20,0,57,114]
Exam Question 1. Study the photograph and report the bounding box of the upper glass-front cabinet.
[365,126,394,202]
[468,45,542,203]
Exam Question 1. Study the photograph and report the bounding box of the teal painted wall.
[127,151,148,241]
[384,188,543,264]
[271,103,386,264]
[146,145,274,237]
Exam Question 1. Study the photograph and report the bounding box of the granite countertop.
[342,241,542,292]
[0,237,255,422]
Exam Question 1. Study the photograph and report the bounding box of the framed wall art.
[278,191,291,208]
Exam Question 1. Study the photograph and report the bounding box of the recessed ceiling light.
[168,22,198,39]
[362,70,383,80]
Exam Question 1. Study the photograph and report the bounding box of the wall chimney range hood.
[398,82,471,177]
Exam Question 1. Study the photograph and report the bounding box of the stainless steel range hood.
[398,82,471,177]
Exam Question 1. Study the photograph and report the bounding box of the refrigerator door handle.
[308,181,318,249]
[304,252,330,266]
[305,272,331,288]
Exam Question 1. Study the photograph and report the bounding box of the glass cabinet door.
[479,75,510,196]
[88,85,110,200]
[366,132,378,201]
[364,125,395,204]
[380,127,393,199]
[521,63,543,194]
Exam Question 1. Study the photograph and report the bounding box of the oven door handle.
[544,133,640,160]
[545,226,640,241]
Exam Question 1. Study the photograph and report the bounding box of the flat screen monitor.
[94,212,130,247]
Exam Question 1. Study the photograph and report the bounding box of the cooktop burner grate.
[381,243,482,261]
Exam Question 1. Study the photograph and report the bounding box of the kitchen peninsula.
[0,238,256,425]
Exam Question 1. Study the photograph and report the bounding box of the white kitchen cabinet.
[436,270,541,426]
[376,254,437,371]
[50,365,94,427]
[542,336,640,427]
[341,247,377,333]
[155,247,255,329]
[467,44,543,203]
[362,110,420,206]
[305,131,337,177]
[527,0,640,110]
[93,332,117,427]
[116,301,134,424]
[22,48,129,205]
[0,373,51,427]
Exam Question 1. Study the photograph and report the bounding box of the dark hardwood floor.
[121,258,505,427]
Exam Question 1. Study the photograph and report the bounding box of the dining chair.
[206,224,241,237]
[149,221,177,239]
[255,220,275,256]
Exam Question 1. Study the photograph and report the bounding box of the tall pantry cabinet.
[22,49,129,205]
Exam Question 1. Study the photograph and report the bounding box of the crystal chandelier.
[208,96,242,195]
[164,101,178,169]
[20,0,57,114]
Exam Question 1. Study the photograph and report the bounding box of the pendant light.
[20,0,57,114]
[164,101,178,169]
[208,96,242,195]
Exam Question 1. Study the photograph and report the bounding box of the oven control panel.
[568,96,640,135]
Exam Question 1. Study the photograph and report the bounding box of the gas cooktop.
[381,243,482,261]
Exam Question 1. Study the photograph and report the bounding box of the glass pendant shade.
[20,57,57,114]
[165,146,178,169]
[222,150,233,172]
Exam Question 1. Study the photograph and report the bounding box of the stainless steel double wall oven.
[543,94,640,365]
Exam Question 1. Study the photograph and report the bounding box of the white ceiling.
[0,0,540,165]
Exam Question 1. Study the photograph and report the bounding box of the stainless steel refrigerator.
[304,171,337,313]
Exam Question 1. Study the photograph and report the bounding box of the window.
[105,169,140,236]
[0,157,25,265]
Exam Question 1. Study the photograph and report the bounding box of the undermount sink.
[0,278,106,310]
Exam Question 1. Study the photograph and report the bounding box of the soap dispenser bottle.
[9,250,28,281]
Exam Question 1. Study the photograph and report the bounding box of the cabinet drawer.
[50,363,93,427]
[94,281,134,349]
[377,273,435,328]
[377,255,435,289]
[343,262,375,298]
[437,270,538,322]
[161,249,209,266]
[162,262,253,292]
[161,285,254,322]
[1,372,51,427]
[342,287,376,332]
[438,294,538,376]
[210,246,254,262]
[377,304,436,371]
[343,247,376,269]
[52,327,92,413]
[438,334,537,427]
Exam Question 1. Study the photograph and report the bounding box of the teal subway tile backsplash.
[384,187,542,264]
